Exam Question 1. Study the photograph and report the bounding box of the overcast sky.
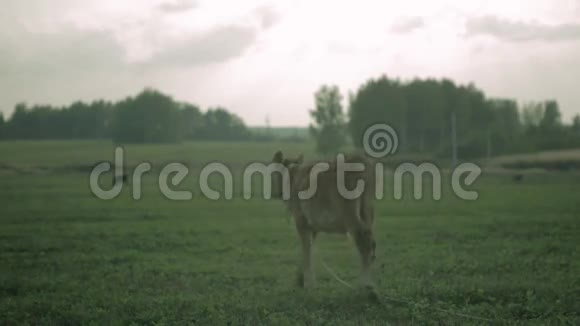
[1,0,579,126]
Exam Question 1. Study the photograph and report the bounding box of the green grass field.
[1,141,579,325]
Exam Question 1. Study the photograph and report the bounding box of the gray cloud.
[0,15,259,116]
[466,15,580,42]
[0,28,137,114]
[0,19,259,74]
[391,17,425,34]
[150,25,257,66]
[158,0,198,13]
[0,29,126,76]
[255,5,281,30]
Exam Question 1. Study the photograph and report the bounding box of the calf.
[271,151,378,293]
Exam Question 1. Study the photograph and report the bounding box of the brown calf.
[271,151,378,293]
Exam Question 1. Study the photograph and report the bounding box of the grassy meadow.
[0,140,579,325]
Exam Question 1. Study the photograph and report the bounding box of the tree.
[0,112,4,139]
[486,98,521,155]
[309,85,347,155]
[348,76,407,150]
[112,88,183,143]
[179,103,203,139]
[540,100,562,131]
[198,107,251,141]
[572,114,580,134]
[522,102,544,130]
[405,79,447,152]
[520,100,569,151]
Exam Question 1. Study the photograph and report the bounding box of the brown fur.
[272,151,378,291]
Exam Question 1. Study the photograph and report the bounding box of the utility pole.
[265,115,271,138]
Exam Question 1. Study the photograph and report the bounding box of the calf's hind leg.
[352,228,375,288]
[295,226,315,288]
[343,202,376,289]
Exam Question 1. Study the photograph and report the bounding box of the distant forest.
[1,75,579,158]
[345,76,580,158]
[0,88,264,144]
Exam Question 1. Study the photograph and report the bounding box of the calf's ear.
[296,153,304,164]
[273,150,284,163]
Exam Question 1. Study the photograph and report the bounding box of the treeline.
[311,75,580,158]
[0,88,253,143]
[2,78,579,158]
